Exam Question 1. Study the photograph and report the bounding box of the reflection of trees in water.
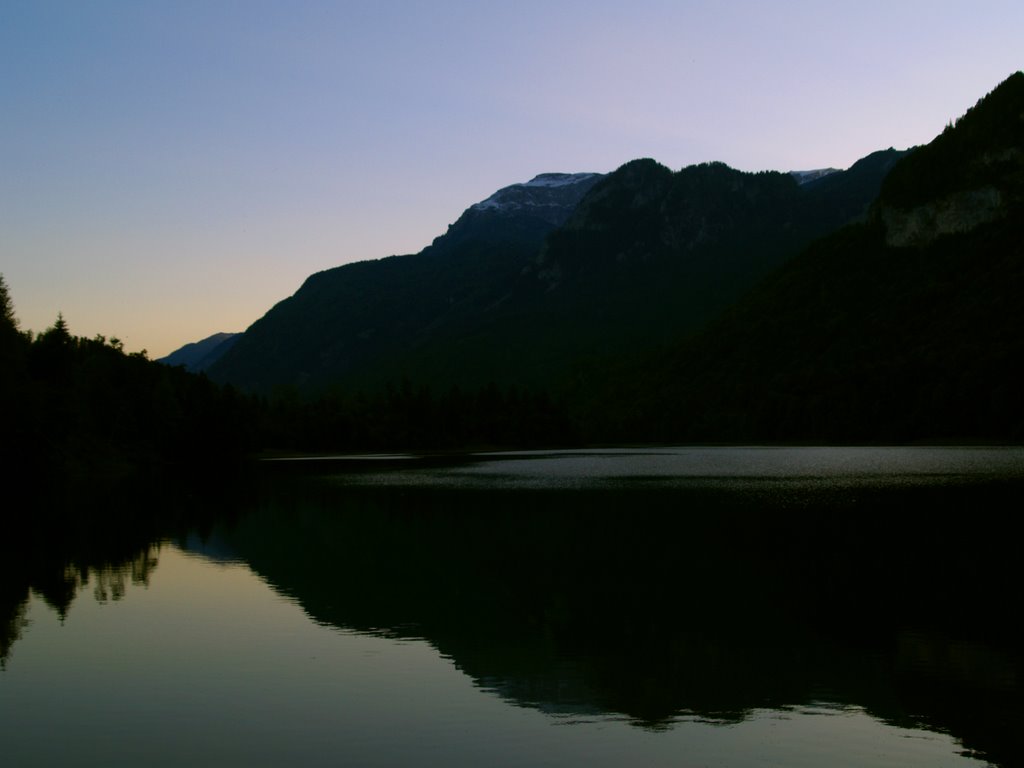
[33,547,161,618]
[0,546,161,668]
[0,467,247,668]
[87,548,160,604]
[0,600,29,669]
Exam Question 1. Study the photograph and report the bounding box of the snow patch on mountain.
[472,173,603,212]
[522,172,603,189]
[790,168,841,185]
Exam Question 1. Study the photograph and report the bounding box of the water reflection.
[0,472,246,668]
[323,445,1024,489]
[2,450,1023,767]
[1,547,159,667]
[202,469,1022,764]
[0,600,27,668]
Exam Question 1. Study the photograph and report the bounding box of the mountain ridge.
[159,332,240,372]
[209,151,901,393]
[208,171,603,391]
[589,71,1024,443]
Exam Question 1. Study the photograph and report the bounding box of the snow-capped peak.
[522,172,603,189]
[789,168,841,185]
[471,172,602,213]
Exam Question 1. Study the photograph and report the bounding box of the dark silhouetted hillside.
[160,332,240,372]
[209,153,899,394]
[589,72,1024,443]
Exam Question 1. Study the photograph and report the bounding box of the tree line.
[1,275,253,479]
[0,274,578,483]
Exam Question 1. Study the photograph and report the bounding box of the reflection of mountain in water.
[207,474,1023,764]
[4,469,1021,766]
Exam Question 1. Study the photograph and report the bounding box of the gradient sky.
[2,1,1021,357]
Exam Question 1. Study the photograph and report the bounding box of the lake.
[3,446,1023,767]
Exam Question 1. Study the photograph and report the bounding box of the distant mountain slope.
[208,173,602,391]
[159,332,240,372]
[210,151,899,394]
[602,71,1024,443]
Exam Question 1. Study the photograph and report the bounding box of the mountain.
[596,71,1024,443]
[208,172,603,392]
[210,152,900,394]
[159,332,240,372]
[467,172,604,221]
[515,150,903,352]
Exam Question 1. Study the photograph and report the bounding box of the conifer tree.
[51,312,69,339]
[0,273,24,367]
[0,273,17,332]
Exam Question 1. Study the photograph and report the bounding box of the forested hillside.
[580,72,1024,443]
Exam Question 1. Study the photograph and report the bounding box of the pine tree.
[0,273,17,332]
[0,273,24,369]
[40,311,72,345]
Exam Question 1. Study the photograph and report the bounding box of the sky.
[2,1,1022,358]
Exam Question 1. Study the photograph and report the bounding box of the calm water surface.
[3,447,1023,767]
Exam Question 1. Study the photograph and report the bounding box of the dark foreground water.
[3,447,1023,767]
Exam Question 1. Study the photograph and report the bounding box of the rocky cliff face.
[881,185,1005,247]
[876,73,1024,247]
[880,143,1024,247]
